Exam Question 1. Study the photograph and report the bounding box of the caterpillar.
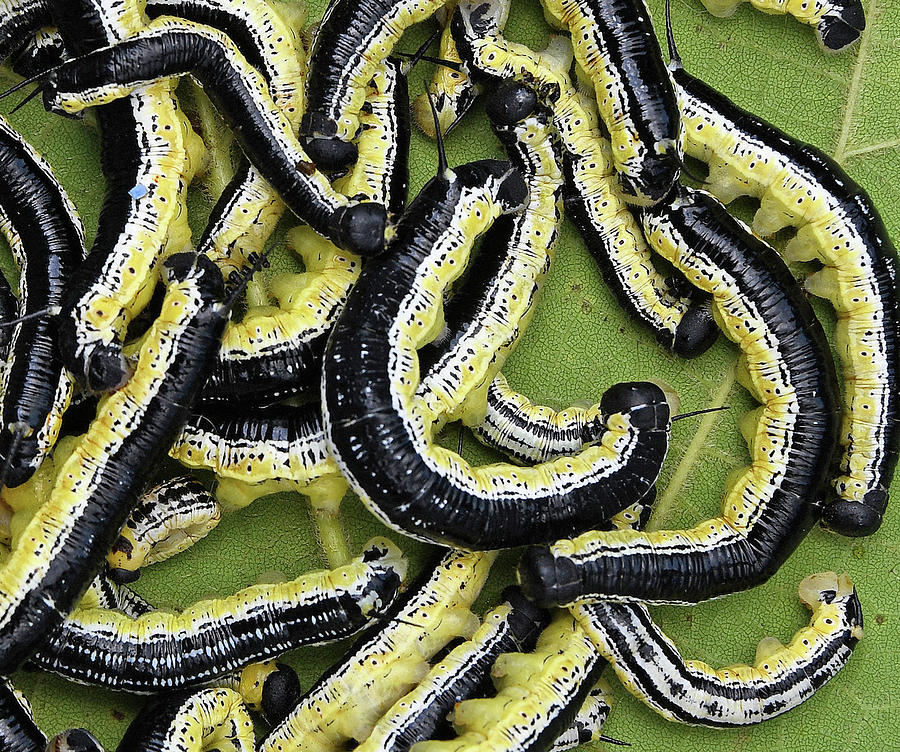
[517,186,840,607]
[323,126,671,550]
[114,687,255,752]
[668,17,900,537]
[449,15,717,357]
[472,373,607,464]
[411,0,499,138]
[300,0,447,169]
[81,573,152,618]
[1,679,46,752]
[28,537,406,692]
[0,253,233,673]
[354,586,549,752]
[411,611,605,752]
[48,0,202,393]
[146,0,309,279]
[548,684,619,751]
[415,89,565,428]
[201,57,409,405]
[0,114,82,488]
[530,0,682,206]
[697,0,865,51]
[38,15,389,257]
[105,475,221,584]
[571,572,863,726]
[9,25,65,78]
[259,549,494,752]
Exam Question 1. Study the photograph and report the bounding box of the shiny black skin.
[41,25,388,257]
[562,161,718,358]
[0,254,228,674]
[0,682,46,752]
[0,118,83,488]
[569,0,681,205]
[29,540,402,692]
[0,269,17,359]
[518,188,840,606]
[261,663,304,727]
[184,401,325,450]
[0,0,50,61]
[301,0,416,169]
[675,64,900,536]
[324,158,671,549]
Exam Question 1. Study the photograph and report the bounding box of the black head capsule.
[485,79,537,126]
[672,302,718,358]
[821,493,885,538]
[617,146,682,208]
[328,202,389,257]
[301,112,359,170]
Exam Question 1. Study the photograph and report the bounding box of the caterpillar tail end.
[820,492,885,537]
[817,3,866,53]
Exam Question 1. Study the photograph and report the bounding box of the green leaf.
[4,0,899,750]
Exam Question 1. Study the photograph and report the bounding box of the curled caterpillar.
[114,687,255,752]
[411,611,605,752]
[105,475,221,584]
[29,538,406,692]
[0,253,233,673]
[51,0,202,393]
[201,58,409,405]
[324,149,672,548]
[669,19,900,537]
[300,0,447,168]
[354,586,548,752]
[517,186,840,606]
[571,572,863,726]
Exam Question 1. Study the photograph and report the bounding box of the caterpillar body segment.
[170,402,340,487]
[105,475,221,584]
[301,0,447,169]
[114,687,255,752]
[82,574,152,618]
[355,586,549,752]
[416,99,565,428]
[324,156,672,549]
[50,0,201,394]
[531,0,682,206]
[29,538,407,691]
[41,16,389,257]
[0,253,230,673]
[411,611,605,752]
[449,20,717,357]
[548,684,616,751]
[672,53,900,537]
[0,115,82,488]
[260,550,494,752]
[201,59,409,405]
[517,187,840,606]
[9,25,65,79]
[571,572,863,725]
[412,0,503,138]
[473,373,605,464]
[0,679,46,752]
[698,0,865,51]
